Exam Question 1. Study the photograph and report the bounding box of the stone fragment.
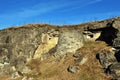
[55,28,84,58]
[113,20,120,29]
[74,55,88,65]
[67,65,79,73]
[109,63,120,80]
[113,37,120,48]
[97,50,117,68]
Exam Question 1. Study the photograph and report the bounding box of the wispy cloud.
[88,11,120,18]
[61,0,103,11]
[2,0,120,29]
[50,11,120,25]
[0,0,75,18]
[0,0,103,19]
[80,11,120,22]
[86,0,102,5]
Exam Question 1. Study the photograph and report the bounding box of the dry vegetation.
[2,20,101,31]
[0,41,112,80]
[0,75,11,80]
[12,41,112,80]
[76,41,112,80]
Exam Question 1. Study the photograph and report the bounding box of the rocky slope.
[0,17,120,80]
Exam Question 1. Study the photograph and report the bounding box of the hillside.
[0,17,120,80]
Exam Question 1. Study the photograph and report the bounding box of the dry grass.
[0,75,11,80]
[3,19,100,31]
[0,41,112,80]
[76,41,112,80]
[22,41,112,80]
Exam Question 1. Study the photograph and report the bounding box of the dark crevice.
[6,36,10,43]
[105,64,112,74]
[115,50,120,62]
[88,22,118,46]
[88,34,94,38]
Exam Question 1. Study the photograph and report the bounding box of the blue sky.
[0,0,120,29]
